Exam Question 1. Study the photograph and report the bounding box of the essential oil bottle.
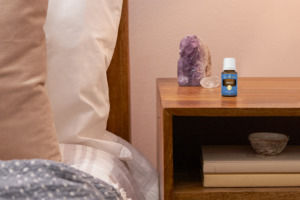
[221,58,238,97]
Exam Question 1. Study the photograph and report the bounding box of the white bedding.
[44,1,159,199]
[60,137,159,200]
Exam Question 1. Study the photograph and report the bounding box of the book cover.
[202,145,300,173]
[203,173,300,187]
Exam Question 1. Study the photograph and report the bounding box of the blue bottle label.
[222,73,238,96]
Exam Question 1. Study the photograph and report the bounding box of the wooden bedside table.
[157,77,300,200]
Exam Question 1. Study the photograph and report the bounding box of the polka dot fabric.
[0,160,122,200]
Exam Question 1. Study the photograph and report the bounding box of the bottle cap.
[223,58,236,70]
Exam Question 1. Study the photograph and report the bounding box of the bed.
[0,0,158,199]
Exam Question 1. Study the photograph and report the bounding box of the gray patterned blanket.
[0,159,122,200]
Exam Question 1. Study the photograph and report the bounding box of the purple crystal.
[177,35,212,86]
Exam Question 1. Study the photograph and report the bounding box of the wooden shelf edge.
[174,191,300,200]
[174,183,300,200]
[174,164,300,199]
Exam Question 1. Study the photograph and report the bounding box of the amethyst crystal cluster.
[177,35,211,86]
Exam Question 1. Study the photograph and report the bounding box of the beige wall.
[129,0,300,167]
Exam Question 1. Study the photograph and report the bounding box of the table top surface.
[157,77,300,110]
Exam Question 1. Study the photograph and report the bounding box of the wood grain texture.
[107,0,130,141]
[174,169,300,200]
[174,192,300,200]
[157,77,300,200]
[163,110,174,199]
[158,77,300,108]
[157,89,165,199]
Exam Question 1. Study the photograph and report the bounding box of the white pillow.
[44,0,131,160]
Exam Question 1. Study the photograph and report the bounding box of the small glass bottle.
[221,58,238,97]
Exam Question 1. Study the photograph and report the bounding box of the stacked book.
[201,145,300,187]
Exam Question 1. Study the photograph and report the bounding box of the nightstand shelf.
[157,78,300,200]
[173,162,300,200]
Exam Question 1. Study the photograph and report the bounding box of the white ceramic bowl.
[248,132,289,156]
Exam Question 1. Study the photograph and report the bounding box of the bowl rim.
[248,132,290,141]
